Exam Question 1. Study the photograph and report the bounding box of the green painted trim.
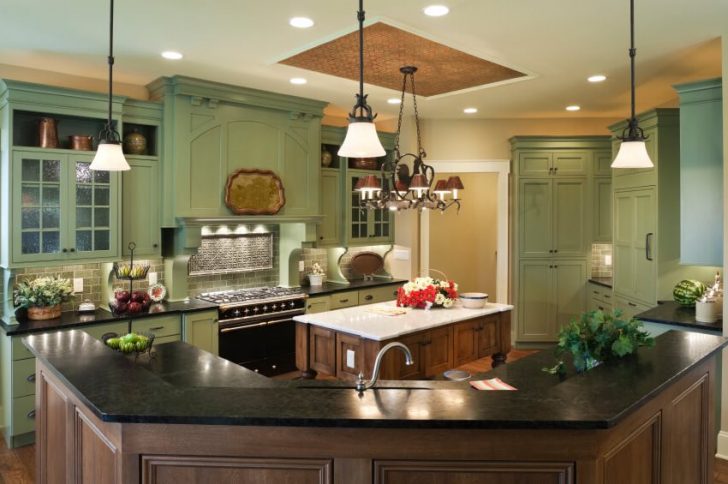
[0,79,126,113]
[608,108,680,133]
[147,76,327,116]
[509,136,611,150]
[673,77,722,95]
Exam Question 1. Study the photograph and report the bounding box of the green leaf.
[612,334,634,357]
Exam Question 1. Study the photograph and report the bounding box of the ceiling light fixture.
[566,105,581,111]
[161,51,183,60]
[338,0,385,158]
[463,107,478,114]
[289,17,314,28]
[424,5,450,17]
[387,98,401,105]
[90,0,129,172]
[289,77,307,85]
[612,0,653,169]
[587,74,607,83]
[355,66,463,214]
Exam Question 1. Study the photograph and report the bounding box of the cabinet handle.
[364,295,373,301]
[26,409,36,420]
[554,265,558,269]
[307,304,312,309]
[645,233,654,261]
[628,302,637,307]
[554,167,558,173]
[598,306,605,311]
[553,249,558,253]
[604,295,611,299]
[26,373,36,383]
[62,248,68,253]
[319,236,324,240]
[549,249,553,253]
[148,326,165,331]
[339,299,349,303]
[69,248,76,252]
[593,291,599,295]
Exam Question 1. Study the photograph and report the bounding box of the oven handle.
[267,318,293,326]
[220,321,269,333]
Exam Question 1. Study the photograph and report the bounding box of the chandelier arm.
[410,72,426,159]
[393,71,408,158]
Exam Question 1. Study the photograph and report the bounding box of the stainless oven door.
[218,316,298,377]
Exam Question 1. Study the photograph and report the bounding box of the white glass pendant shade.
[338,121,385,158]
[611,140,653,169]
[90,142,130,171]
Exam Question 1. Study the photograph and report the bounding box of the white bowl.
[459,292,488,309]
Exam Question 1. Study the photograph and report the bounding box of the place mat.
[469,378,517,391]
[366,306,409,317]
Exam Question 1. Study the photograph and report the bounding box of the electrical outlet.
[346,349,355,369]
[148,272,158,285]
[73,278,84,293]
[394,248,410,261]
[604,254,613,266]
[298,260,305,272]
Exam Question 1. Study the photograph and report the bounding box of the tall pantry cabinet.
[511,137,611,343]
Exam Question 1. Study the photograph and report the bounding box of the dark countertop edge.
[635,300,723,333]
[588,278,613,289]
[637,315,723,333]
[302,279,406,297]
[2,300,219,336]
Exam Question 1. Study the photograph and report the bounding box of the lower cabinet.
[375,460,574,484]
[182,310,219,356]
[453,315,500,367]
[309,326,336,375]
[588,283,613,313]
[306,296,330,314]
[613,295,651,321]
[421,326,453,378]
[304,284,401,315]
[518,260,586,342]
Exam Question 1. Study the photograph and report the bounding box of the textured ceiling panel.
[280,22,526,97]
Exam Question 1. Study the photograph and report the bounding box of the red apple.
[131,291,146,303]
[127,302,142,313]
[115,302,128,314]
[115,290,130,303]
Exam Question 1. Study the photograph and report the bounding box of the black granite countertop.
[588,277,613,288]
[23,329,727,429]
[302,278,405,297]
[635,300,723,333]
[2,299,219,336]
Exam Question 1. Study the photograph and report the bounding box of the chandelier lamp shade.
[612,0,653,169]
[354,65,463,213]
[90,0,130,171]
[338,0,386,159]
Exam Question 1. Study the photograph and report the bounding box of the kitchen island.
[293,302,513,380]
[25,329,726,484]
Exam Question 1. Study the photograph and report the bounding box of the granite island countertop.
[294,301,513,340]
[23,329,727,429]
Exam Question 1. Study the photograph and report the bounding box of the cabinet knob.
[319,236,324,240]
[554,167,558,173]
[26,409,36,420]
[628,302,637,307]
[364,295,373,301]
[62,248,68,253]
[69,248,76,253]
[339,299,349,303]
[554,265,558,269]
[153,243,159,248]
[26,373,36,383]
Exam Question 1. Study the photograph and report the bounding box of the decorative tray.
[224,169,286,215]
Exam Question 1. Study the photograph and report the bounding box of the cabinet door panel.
[518,151,552,176]
[453,320,478,367]
[633,189,656,304]
[317,169,341,246]
[593,177,612,242]
[123,158,160,256]
[613,190,635,295]
[477,315,500,358]
[423,326,453,377]
[519,179,552,258]
[553,151,588,176]
[553,179,586,256]
[386,333,425,380]
[595,150,613,176]
[553,261,586,332]
[309,326,336,375]
[518,260,555,341]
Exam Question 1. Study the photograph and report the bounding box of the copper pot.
[38,117,59,148]
[350,157,378,170]
[69,135,94,151]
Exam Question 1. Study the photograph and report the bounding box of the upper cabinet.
[147,76,327,224]
[674,78,723,266]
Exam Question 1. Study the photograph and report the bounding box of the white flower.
[435,293,445,305]
[403,282,416,294]
[416,277,432,290]
[439,281,449,289]
[443,298,454,308]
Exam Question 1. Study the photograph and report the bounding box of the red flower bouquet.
[396,277,458,309]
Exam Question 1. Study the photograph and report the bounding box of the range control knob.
[271,304,278,310]
[233,309,242,317]
[253,306,259,313]
[262,305,268,312]
[244,308,250,315]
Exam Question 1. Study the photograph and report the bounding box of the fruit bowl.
[103,332,155,357]
[113,262,150,280]
[109,289,152,315]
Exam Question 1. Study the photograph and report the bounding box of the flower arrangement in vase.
[13,276,74,320]
[396,277,458,309]
[308,262,325,287]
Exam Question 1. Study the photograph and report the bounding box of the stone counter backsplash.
[591,243,613,278]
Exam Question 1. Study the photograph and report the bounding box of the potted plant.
[396,277,458,309]
[544,309,654,375]
[308,263,325,287]
[14,276,74,320]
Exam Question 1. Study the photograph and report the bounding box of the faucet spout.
[356,342,414,393]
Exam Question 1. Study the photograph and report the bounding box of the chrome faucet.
[356,342,414,393]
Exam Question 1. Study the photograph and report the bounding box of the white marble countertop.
[294,300,514,341]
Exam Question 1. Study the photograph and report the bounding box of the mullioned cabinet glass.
[346,171,392,245]
[13,150,119,263]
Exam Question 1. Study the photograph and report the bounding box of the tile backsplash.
[299,245,393,285]
[591,243,613,278]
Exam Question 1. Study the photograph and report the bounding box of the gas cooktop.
[197,287,305,305]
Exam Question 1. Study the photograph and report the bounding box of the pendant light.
[612,0,653,169]
[90,0,130,171]
[338,0,386,158]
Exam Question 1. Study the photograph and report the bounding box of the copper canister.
[69,135,93,151]
[38,117,59,148]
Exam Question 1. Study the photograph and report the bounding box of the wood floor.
[3,348,728,483]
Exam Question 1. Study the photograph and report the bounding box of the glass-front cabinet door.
[346,171,394,245]
[12,151,119,264]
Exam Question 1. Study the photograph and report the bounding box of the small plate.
[148,283,167,303]
[443,370,471,381]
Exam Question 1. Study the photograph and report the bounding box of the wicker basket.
[27,304,61,321]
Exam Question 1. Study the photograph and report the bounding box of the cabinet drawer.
[12,337,34,361]
[588,283,613,303]
[132,315,181,338]
[590,297,613,313]
[306,296,331,314]
[614,295,650,320]
[154,334,181,345]
[12,358,36,399]
[329,291,359,310]
[359,285,398,305]
[83,321,132,340]
[12,394,36,436]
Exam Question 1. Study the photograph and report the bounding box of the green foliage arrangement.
[13,276,74,309]
[543,309,655,375]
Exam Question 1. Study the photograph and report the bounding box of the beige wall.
[0,63,149,99]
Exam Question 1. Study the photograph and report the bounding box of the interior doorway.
[420,161,510,303]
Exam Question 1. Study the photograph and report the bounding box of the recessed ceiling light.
[161,51,183,60]
[289,17,314,28]
[424,5,450,17]
[566,105,581,111]
[290,77,307,85]
[387,98,401,104]
[463,107,478,114]
[588,74,607,83]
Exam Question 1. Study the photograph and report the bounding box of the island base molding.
[35,355,716,484]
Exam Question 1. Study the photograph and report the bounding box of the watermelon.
[673,280,706,307]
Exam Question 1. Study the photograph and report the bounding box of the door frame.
[420,160,510,304]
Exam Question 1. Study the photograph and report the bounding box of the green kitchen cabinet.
[517,259,586,342]
[12,150,119,264]
[518,178,587,258]
[346,171,393,245]
[594,150,613,176]
[183,309,219,356]
[517,149,589,177]
[317,168,342,246]
[122,157,161,256]
[674,78,723,266]
[593,177,612,242]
